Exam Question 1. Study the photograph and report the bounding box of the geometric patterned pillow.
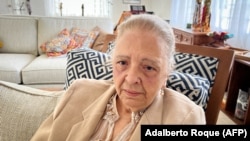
[64,47,113,89]
[166,71,210,110]
[174,52,219,98]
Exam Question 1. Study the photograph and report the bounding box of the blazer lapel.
[66,86,116,141]
[129,94,164,141]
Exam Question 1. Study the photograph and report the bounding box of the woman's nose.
[125,65,141,84]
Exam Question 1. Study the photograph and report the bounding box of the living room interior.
[0,0,250,140]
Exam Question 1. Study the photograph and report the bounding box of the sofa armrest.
[0,80,64,141]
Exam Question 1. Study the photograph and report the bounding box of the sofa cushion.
[173,52,219,110]
[81,29,100,48]
[65,47,112,89]
[0,16,38,56]
[0,53,36,83]
[22,54,67,84]
[0,80,64,141]
[91,26,110,52]
[174,52,219,86]
[38,17,114,55]
[40,28,78,57]
[166,71,210,110]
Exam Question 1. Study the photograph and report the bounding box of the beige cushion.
[91,26,109,52]
[0,54,36,83]
[22,54,67,84]
[0,16,38,56]
[0,80,64,141]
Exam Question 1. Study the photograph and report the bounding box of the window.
[58,0,112,17]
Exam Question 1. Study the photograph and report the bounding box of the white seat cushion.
[22,54,67,84]
[0,54,36,83]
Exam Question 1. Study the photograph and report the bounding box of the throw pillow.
[80,30,99,48]
[70,27,89,47]
[40,28,78,57]
[174,52,219,85]
[91,26,109,52]
[166,71,210,110]
[65,47,113,89]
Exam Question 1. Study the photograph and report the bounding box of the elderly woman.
[30,14,205,141]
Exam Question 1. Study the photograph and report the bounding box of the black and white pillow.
[173,52,219,110]
[65,47,113,89]
[166,71,210,110]
[174,52,219,85]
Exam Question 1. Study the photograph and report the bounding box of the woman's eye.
[144,66,155,71]
[117,61,127,65]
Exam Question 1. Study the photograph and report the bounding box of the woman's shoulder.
[71,78,114,88]
[53,79,115,118]
[67,78,115,100]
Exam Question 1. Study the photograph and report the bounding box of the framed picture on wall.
[123,0,141,4]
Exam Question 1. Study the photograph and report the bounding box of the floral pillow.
[70,27,89,47]
[40,28,78,57]
[40,27,100,57]
[81,30,99,48]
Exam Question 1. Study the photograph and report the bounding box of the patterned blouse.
[90,94,144,141]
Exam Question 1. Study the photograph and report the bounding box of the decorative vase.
[192,0,211,32]
[192,0,202,32]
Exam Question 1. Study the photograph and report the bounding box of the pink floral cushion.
[40,27,100,57]
[40,28,78,57]
[81,30,99,48]
[70,27,89,47]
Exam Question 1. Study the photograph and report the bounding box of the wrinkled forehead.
[113,30,168,63]
[115,29,167,54]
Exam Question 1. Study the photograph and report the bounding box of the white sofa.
[0,15,114,89]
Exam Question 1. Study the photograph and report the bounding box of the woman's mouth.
[123,89,142,97]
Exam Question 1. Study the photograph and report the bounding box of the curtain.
[225,0,250,50]
[170,0,250,50]
[170,0,196,28]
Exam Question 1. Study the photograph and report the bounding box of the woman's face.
[112,29,169,112]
